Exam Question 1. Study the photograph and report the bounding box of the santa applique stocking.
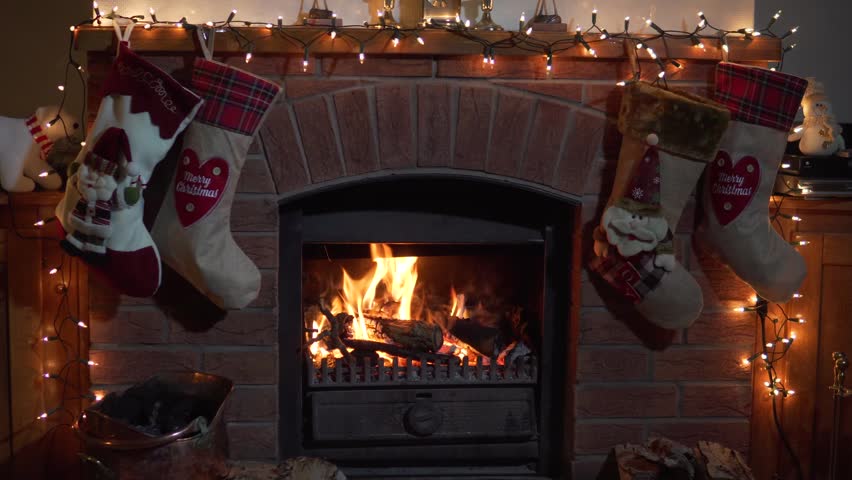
[697,63,809,302]
[151,50,280,309]
[63,127,131,255]
[591,82,730,329]
[56,24,203,298]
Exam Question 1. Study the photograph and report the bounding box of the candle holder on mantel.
[530,0,567,32]
[422,0,462,28]
[305,0,342,26]
[380,0,398,27]
[473,0,503,31]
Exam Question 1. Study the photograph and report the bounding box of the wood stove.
[278,175,578,478]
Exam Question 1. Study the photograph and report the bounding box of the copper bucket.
[74,372,233,480]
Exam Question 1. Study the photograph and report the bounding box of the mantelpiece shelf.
[74,27,782,62]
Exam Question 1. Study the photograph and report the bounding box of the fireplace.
[278,176,577,477]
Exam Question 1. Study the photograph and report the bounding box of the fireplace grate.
[306,354,537,388]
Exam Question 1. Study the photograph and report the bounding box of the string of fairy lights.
[15,1,805,475]
[730,194,809,479]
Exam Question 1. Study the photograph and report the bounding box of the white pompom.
[646,133,659,146]
[126,163,140,177]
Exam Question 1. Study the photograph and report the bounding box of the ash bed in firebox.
[278,177,576,478]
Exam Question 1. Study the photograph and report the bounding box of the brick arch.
[256,79,610,202]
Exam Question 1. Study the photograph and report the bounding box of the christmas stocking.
[151,55,281,309]
[697,63,809,302]
[56,29,203,298]
[591,82,730,329]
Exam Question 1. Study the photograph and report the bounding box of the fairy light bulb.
[526,26,533,35]
[69,26,76,32]
[616,81,626,86]
[742,357,751,366]
[787,390,795,396]
[244,52,252,63]
[546,51,553,73]
[112,5,118,13]
[636,42,644,49]
[330,29,337,39]
[92,1,100,16]
[34,219,45,227]
[205,21,214,27]
[392,36,400,47]
[793,293,803,298]
[77,320,88,328]
[417,35,425,45]
[734,306,746,312]
[791,331,797,339]
[48,267,58,275]
[37,412,49,420]
[766,342,775,348]
[359,50,366,64]
[592,8,598,26]
[698,11,706,28]
[624,16,630,31]
[227,9,237,23]
[600,29,609,40]
[657,70,666,78]
[761,353,768,360]
[647,47,657,59]
[144,23,152,29]
[38,171,48,178]
[175,21,183,28]
[464,19,470,28]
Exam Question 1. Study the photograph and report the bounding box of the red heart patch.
[707,151,760,226]
[174,148,229,227]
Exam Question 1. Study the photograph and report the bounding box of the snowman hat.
[86,127,132,177]
[615,134,662,217]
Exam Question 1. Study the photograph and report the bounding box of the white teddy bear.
[0,106,79,192]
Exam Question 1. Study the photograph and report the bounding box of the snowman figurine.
[789,78,846,156]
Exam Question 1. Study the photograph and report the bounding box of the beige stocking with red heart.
[698,63,809,302]
[151,57,280,309]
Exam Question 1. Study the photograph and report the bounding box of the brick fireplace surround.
[82,41,766,477]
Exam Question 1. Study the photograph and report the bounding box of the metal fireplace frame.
[278,173,579,478]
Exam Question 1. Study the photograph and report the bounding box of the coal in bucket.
[74,372,233,480]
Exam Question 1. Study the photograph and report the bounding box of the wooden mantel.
[73,26,783,62]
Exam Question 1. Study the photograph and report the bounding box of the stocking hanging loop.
[112,20,135,51]
[196,27,216,60]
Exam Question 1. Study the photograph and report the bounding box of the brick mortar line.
[578,344,752,351]
[90,344,275,352]
[514,98,539,177]
[548,107,577,186]
[483,88,499,172]
[323,95,348,176]
[365,85,382,171]
[448,85,459,167]
[410,84,419,166]
[576,417,750,425]
[576,380,752,387]
[285,102,313,184]
[93,305,275,313]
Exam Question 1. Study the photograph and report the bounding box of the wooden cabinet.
[751,197,852,480]
[0,192,88,479]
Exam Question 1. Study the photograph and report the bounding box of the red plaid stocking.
[151,56,280,309]
[697,63,809,302]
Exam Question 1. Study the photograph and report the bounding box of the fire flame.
[309,243,487,365]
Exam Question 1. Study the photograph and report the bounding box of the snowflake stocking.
[55,34,202,298]
[591,82,730,329]
[697,63,809,302]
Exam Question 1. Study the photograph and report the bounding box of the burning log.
[340,339,454,361]
[447,316,504,357]
[362,313,443,353]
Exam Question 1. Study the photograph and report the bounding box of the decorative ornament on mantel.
[788,78,847,156]
[473,0,502,32]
